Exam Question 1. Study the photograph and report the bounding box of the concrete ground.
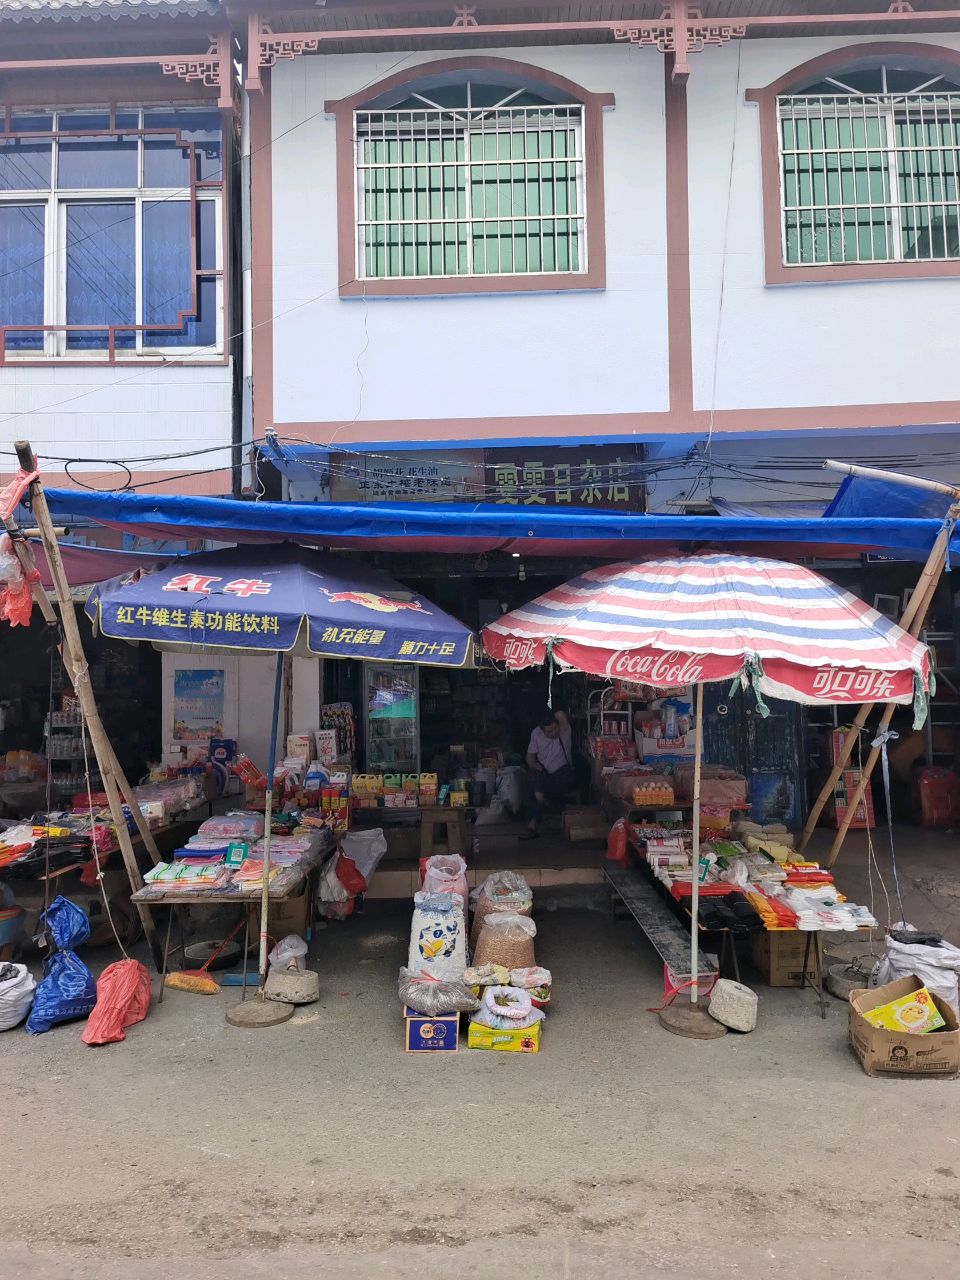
[2,828,959,1278]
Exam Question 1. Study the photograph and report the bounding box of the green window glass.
[355,82,585,280]
[777,67,960,267]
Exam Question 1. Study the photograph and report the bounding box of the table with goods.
[599,751,881,1017]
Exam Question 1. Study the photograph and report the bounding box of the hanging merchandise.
[408,891,467,981]
[472,911,537,971]
[470,871,532,952]
[82,959,152,1046]
[317,828,387,919]
[25,896,97,1035]
[0,533,35,627]
[421,854,468,904]
[0,962,36,1032]
[398,967,480,1016]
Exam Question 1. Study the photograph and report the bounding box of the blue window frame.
[0,106,223,359]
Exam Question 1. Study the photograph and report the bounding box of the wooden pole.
[688,682,704,1005]
[821,541,950,869]
[797,503,959,853]
[5,504,162,866]
[14,440,165,971]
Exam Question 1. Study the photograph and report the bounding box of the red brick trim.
[746,42,960,285]
[324,55,613,298]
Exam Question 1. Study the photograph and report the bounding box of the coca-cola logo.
[605,650,706,685]
[811,668,898,701]
[503,638,540,667]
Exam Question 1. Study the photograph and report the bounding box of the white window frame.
[776,67,960,268]
[0,107,224,361]
[353,82,587,282]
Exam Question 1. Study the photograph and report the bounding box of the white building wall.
[0,363,234,488]
[269,44,670,428]
[687,35,960,414]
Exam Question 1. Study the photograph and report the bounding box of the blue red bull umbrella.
[86,544,473,667]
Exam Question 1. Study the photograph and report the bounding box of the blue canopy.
[45,486,960,561]
[824,473,954,522]
[85,544,473,666]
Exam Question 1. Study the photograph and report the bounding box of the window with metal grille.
[777,66,960,267]
[354,81,586,281]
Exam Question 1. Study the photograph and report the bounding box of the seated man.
[521,708,575,840]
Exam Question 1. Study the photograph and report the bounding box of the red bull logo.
[321,589,430,615]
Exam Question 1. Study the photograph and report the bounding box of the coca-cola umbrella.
[482,553,931,1036]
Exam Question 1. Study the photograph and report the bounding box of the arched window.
[747,44,960,283]
[326,57,613,297]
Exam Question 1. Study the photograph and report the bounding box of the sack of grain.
[472,911,537,971]
[408,891,467,982]
[470,871,532,952]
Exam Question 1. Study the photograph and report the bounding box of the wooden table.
[132,830,334,994]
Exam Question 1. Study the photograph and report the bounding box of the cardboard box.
[750,930,817,987]
[467,1020,542,1053]
[314,730,338,764]
[637,732,696,760]
[251,885,308,939]
[286,734,313,764]
[404,1007,459,1052]
[849,976,960,1078]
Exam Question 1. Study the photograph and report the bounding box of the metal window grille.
[355,89,586,280]
[777,77,960,267]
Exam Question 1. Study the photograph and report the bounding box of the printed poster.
[173,668,225,742]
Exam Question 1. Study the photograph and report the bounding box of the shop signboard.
[329,450,484,504]
[485,445,644,509]
[328,444,645,508]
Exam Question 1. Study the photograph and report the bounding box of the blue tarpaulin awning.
[43,486,960,562]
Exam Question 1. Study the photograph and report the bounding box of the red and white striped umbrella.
[483,554,930,717]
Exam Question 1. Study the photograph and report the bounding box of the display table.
[132,828,335,995]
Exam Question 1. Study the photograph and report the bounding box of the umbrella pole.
[258,652,285,995]
[689,682,704,1005]
[659,681,725,1038]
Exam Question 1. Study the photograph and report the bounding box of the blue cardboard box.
[403,1006,459,1052]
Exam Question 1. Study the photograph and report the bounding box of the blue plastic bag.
[25,896,97,1035]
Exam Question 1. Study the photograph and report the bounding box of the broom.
[166,918,248,995]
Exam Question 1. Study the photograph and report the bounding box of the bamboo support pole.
[797,516,954,853]
[14,441,165,971]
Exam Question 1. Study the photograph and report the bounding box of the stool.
[420,806,468,858]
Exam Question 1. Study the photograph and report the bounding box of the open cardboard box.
[849,975,960,1078]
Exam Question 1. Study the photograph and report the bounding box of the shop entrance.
[701,686,805,829]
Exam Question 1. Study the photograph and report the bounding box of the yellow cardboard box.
[467,1020,542,1053]
[862,985,946,1034]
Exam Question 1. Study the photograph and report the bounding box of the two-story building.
[237,1,960,512]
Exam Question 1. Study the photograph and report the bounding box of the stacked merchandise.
[628,821,878,938]
[137,811,333,900]
[398,866,547,1053]
[467,885,545,1052]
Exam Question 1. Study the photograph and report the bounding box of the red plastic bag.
[606,818,630,866]
[335,852,367,897]
[82,958,151,1046]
